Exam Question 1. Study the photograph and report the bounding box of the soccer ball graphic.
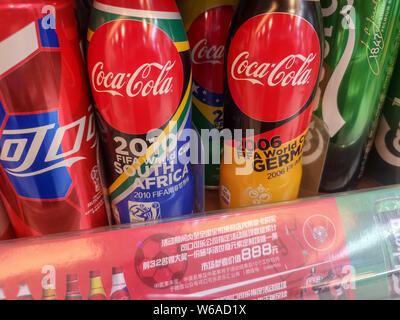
[303,215,336,251]
[135,233,188,289]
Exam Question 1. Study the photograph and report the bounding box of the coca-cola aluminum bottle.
[219,0,324,209]
[87,0,194,224]
[177,0,238,189]
[0,0,109,237]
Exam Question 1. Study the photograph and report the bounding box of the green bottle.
[367,56,400,185]
[315,0,400,192]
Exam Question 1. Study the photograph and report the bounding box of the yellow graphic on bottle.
[42,288,57,300]
[220,130,307,209]
[88,272,107,300]
[192,95,224,130]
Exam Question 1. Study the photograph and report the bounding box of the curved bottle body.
[87,0,194,224]
[220,0,324,209]
[367,57,400,185]
[315,0,400,192]
[178,0,238,188]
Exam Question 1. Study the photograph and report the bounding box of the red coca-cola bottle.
[87,0,194,225]
[177,0,238,189]
[220,0,324,209]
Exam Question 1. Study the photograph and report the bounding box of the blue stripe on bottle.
[192,80,223,107]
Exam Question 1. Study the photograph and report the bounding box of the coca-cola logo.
[187,5,235,94]
[191,39,224,65]
[88,20,183,135]
[91,61,175,98]
[227,13,321,123]
[231,52,317,87]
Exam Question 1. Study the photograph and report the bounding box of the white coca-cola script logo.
[231,52,317,87]
[227,13,321,123]
[87,19,184,134]
[91,61,175,97]
[191,39,224,65]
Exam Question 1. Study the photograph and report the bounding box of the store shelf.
[0,183,399,300]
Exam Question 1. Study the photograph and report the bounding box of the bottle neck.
[17,284,32,298]
[66,279,81,296]
[110,273,127,295]
[42,288,57,300]
[89,276,106,297]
